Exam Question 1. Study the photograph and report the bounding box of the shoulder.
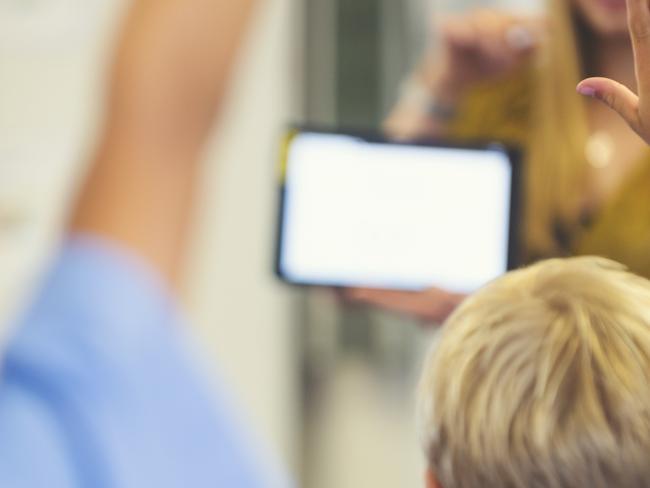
[5,233,181,384]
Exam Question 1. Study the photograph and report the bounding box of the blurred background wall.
[0,0,121,336]
[0,0,540,486]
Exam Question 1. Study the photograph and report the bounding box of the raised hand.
[386,9,544,140]
[72,0,256,285]
[431,10,544,97]
[577,0,650,143]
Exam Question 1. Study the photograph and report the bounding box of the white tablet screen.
[277,132,515,293]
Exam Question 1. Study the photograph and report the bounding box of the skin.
[351,0,645,326]
[385,10,544,140]
[574,0,629,37]
[71,0,257,288]
[425,468,442,488]
[574,0,645,204]
[578,0,650,145]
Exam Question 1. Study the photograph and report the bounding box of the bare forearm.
[71,136,201,285]
[71,0,257,286]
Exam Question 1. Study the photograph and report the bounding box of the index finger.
[628,0,650,95]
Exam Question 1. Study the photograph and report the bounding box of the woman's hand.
[386,10,544,140]
[430,10,543,98]
[577,0,650,144]
[342,287,466,326]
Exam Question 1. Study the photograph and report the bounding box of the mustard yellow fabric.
[448,73,650,277]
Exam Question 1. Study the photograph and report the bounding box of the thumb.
[577,77,640,134]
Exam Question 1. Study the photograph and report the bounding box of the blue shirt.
[0,236,285,487]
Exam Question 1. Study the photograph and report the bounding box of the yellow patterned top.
[447,72,650,278]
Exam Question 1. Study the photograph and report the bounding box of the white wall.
[0,0,301,479]
[0,0,121,334]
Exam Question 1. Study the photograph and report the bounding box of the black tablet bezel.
[274,126,523,290]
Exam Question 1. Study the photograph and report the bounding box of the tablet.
[275,129,521,293]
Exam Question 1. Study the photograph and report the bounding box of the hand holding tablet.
[275,129,521,297]
[341,286,466,324]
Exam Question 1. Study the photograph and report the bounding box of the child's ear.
[426,467,442,488]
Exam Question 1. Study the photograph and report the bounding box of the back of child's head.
[418,257,650,488]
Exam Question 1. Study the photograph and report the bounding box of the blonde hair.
[525,0,590,257]
[417,257,650,488]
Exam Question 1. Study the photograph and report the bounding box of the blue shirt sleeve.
[0,235,282,488]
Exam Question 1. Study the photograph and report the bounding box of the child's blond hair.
[418,257,650,488]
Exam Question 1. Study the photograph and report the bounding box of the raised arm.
[0,3,284,486]
[72,0,256,286]
[577,0,650,143]
[385,10,542,141]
